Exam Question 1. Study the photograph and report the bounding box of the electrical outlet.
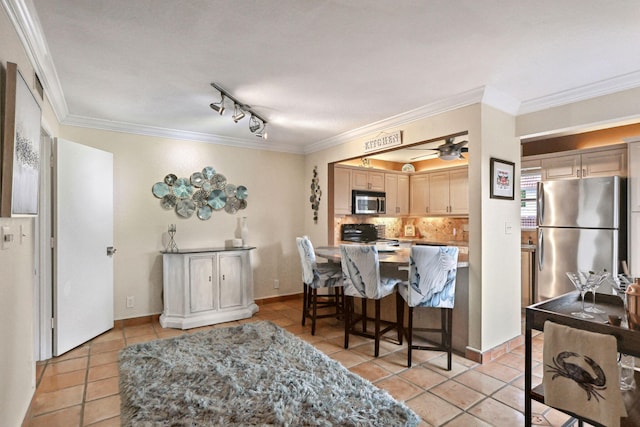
[273,279,280,289]
[126,296,135,308]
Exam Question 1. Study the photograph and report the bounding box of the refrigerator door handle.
[537,182,544,225]
[538,229,544,271]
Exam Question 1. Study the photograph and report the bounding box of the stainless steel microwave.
[352,190,386,215]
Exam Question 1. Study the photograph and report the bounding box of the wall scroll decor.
[152,166,248,220]
[490,157,515,200]
[1,62,42,217]
[310,166,321,223]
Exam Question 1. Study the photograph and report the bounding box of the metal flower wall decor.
[310,166,321,223]
[151,166,248,220]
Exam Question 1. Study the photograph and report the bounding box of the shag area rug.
[119,321,419,426]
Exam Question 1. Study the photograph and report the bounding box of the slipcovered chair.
[398,245,459,369]
[340,244,403,357]
[296,236,343,335]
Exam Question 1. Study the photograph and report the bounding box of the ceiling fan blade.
[411,152,439,160]
[452,140,468,149]
[461,147,469,152]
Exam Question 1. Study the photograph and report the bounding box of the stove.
[341,223,398,245]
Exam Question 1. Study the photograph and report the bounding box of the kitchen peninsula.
[316,244,470,355]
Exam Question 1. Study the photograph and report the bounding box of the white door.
[54,138,114,356]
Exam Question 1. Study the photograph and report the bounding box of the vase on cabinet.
[240,216,249,247]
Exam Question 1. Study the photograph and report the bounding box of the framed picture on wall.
[1,62,42,216]
[489,157,515,200]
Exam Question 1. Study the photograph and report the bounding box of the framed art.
[1,62,42,216]
[490,157,515,200]
[404,224,415,237]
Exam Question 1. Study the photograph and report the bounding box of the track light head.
[256,123,268,140]
[232,104,246,123]
[249,115,261,133]
[210,93,225,115]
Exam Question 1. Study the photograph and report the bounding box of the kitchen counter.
[521,244,537,252]
[397,238,469,247]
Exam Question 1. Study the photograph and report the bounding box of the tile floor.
[26,297,584,426]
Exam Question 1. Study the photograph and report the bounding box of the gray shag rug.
[118,321,419,426]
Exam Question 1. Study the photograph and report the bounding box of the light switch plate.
[1,226,14,249]
[504,222,513,235]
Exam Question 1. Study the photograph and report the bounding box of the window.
[521,167,541,229]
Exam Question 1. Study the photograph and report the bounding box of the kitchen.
[321,122,640,360]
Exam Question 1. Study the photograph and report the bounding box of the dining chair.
[398,245,459,369]
[340,244,403,357]
[296,236,343,335]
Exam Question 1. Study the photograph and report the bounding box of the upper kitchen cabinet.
[541,146,627,180]
[333,166,352,215]
[352,169,385,191]
[410,173,430,215]
[628,141,640,212]
[428,168,469,215]
[628,140,640,277]
[385,173,409,216]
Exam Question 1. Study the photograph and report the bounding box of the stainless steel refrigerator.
[536,176,626,301]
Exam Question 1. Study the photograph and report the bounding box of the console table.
[160,247,258,329]
[525,292,640,426]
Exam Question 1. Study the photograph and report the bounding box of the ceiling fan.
[409,137,469,161]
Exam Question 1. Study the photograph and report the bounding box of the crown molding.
[2,0,69,122]
[519,70,640,115]
[62,115,303,154]
[304,87,487,154]
[482,86,521,115]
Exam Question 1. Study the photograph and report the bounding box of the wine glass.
[584,269,610,314]
[566,272,594,319]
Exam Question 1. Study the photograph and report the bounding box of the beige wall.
[1,7,37,425]
[59,126,306,319]
[305,103,523,354]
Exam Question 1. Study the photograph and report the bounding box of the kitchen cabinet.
[352,169,385,191]
[628,141,640,276]
[384,172,409,216]
[160,248,257,329]
[427,168,469,215]
[542,147,627,180]
[410,173,430,215]
[629,141,640,212]
[333,166,352,215]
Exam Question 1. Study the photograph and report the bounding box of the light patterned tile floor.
[26,296,581,426]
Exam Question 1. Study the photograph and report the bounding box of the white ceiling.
[10,1,640,155]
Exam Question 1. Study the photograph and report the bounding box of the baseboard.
[465,334,525,364]
[255,293,303,306]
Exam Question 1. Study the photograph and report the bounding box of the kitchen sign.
[363,130,402,153]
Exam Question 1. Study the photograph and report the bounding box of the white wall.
[59,126,306,319]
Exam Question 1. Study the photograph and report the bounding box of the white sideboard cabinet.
[160,247,258,329]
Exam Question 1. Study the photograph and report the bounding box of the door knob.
[107,246,117,256]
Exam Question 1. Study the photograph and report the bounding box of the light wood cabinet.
[410,174,430,215]
[425,167,469,215]
[541,147,627,180]
[334,166,352,215]
[161,248,257,329]
[352,169,385,191]
[628,142,640,212]
[384,173,409,216]
[521,251,532,308]
[628,141,640,276]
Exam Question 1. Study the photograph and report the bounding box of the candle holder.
[167,224,178,252]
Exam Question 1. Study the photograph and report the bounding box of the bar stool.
[340,244,403,357]
[398,245,459,369]
[296,236,343,335]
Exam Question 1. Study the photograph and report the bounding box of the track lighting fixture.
[209,93,225,115]
[210,83,268,139]
[249,115,261,133]
[232,104,246,123]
